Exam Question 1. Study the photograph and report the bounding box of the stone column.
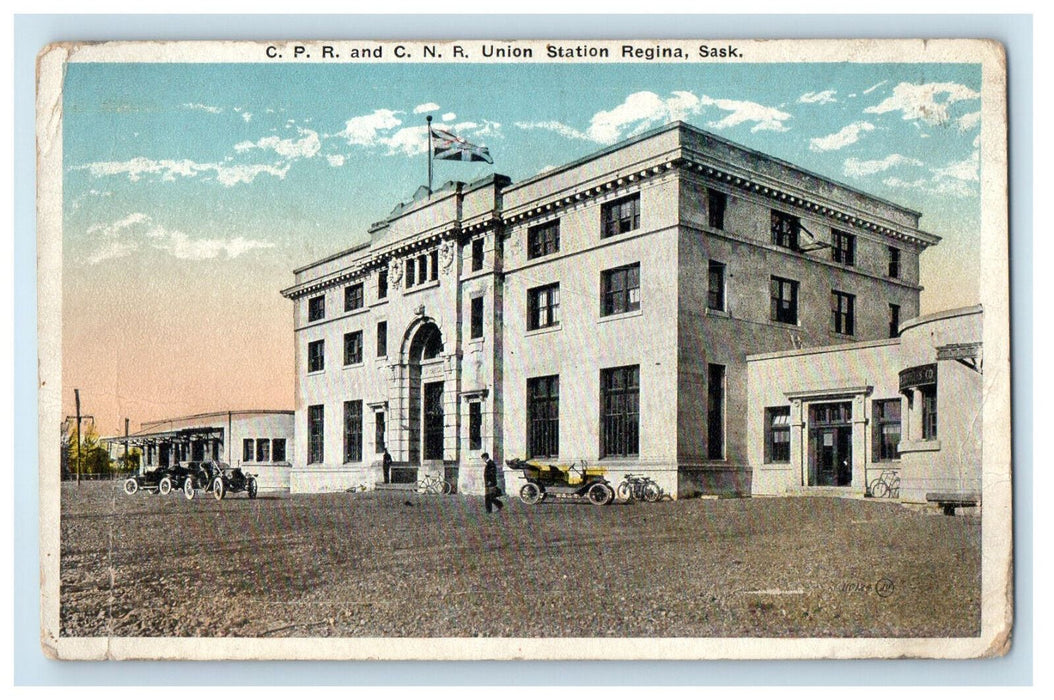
[790,399,805,488]
[851,394,868,491]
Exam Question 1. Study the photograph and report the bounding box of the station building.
[107,410,295,492]
[281,121,949,498]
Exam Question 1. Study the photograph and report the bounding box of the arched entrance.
[405,321,445,467]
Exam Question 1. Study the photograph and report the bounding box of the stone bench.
[925,491,981,516]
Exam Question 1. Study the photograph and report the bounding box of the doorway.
[423,381,445,460]
[808,402,852,486]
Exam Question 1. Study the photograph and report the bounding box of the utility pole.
[124,418,130,476]
[74,389,81,486]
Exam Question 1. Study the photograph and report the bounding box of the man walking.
[481,452,504,513]
[382,448,392,484]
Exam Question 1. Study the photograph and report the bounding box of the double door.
[809,402,852,487]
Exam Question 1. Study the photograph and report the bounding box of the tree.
[63,423,113,478]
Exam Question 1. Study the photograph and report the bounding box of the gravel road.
[59,481,981,638]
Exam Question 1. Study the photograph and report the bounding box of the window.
[528,220,560,259]
[343,331,363,365]
[308,405,324,464]
[527,376,559,458]
[921,385,938,440]
[889,303,901,338]
[708,188,727,230]
[527,283,560,330]
[601,193,640,237]
[601,263,641,316]
[272,438,287,463]
[707,261,725,311]
[344,283,364,312]
[872,399,902,461]
[378,267,388,299]
[343,400,363,463]
[418,254,429,284]
[406,258,416,288]
[242,438,254,462]
[831,290,855,335]
[471,238,485,271]
[470,296,484,339]
[770,276,799,325]
[256,438,271,463]
[430,250,439,281]
[377,321,388,357]
[765,406,791,463]
[468,401,483,451]
[308,339,325,373]
[888,247,901,278]
[308,295,325,322]
[832,230,855,266]
[707,364,725,459]
[600,365,639,458]
[375,412,386,453]
[771,211,800,250]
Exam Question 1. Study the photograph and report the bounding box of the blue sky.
[62,60,983,431]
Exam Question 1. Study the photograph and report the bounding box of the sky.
[61,60,983,435]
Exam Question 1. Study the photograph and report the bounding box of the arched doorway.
[406,321,445,466]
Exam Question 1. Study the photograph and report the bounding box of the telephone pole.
[74,389,81,486]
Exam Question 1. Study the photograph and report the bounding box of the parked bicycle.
[867,469,901,498]
[616,473,663,503]
[416,473,452,495]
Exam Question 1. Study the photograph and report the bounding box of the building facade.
[281,122,939,497]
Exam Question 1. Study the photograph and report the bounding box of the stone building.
[280,121,940,497]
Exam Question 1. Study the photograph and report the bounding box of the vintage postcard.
[37,38,1011,660]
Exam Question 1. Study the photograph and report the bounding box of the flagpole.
[426,115,433,195]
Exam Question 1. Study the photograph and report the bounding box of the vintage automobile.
[505,458,614,506]
[181,460,220,500]
[123,467,176,495]
[182,460,258,500]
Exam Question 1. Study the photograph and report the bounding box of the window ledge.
[307,369,326,377]
[525,323,562,337]
[899,439,941,453]
[342,305,369,317]
[404,280,441,295]
[829,331,855,340]
[370,297,389,307]
[343,361,365,370]
[467,336,485,345]
[598,308,643,324]
[705,308,729,318]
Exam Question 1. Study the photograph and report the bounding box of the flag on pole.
[430,125,493,164]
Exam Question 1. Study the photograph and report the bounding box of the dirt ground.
[58,481,981,638]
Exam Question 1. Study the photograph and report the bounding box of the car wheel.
[587,482,614,506]
[247,477,258,499]
[519,482,544,505]
[212,477,225,500]
[158,477,172,495]
[183,478,195,500]
[123,478,138,496]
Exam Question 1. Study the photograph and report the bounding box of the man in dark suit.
[481,452,504,513]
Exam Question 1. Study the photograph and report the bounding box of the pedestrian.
[382,448,392,484]
[481,452,503,513]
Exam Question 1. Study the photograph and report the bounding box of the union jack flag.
[430,126,493,164]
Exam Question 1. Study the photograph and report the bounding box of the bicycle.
[616,474,663,503]
[867,469,901,498]
[416,473,452,495]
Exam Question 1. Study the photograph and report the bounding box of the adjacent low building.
[281,121,947,499]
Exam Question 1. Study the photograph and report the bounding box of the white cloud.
[843,154,924,178]
[442,112,456,122]
[381,125,430,157]
[862,80,887,95]
[798,90,838,104]
[326,154,346,167]
[242,112,253,123]
[183,103,222,114]
[78,156,290,187]
[699,95,791,133]
[414,102,441,114]
[880,149,979,199]
[83,212,274,264]
[337,109,403,145]
[234,128,321,159]
[932,150,979,183]
[957,111,981,131]
[864,81,981,126]
[809,121,876,152]
[515,120,590,141]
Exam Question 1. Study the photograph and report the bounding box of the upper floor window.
[470,296,484,339]
[832,230,855,266]
[528,283,560,330]
[308,295,325,322]
[344,283,364,312]
[307,339,325,373]
[378,267,388,299]
[770,276,798,325]
[528,220,560,259]
[708,188,727,230]
[889,303,901,338]
[888,247,901,279]
[405,258,416,288]
[601,263,641,316]
[429,250,439,281]
[831,290,855,336]
[708,261,726,311]
[771,211,800,250]
[377,320,388,357]
[343,331,363,366]
[471,238,485,271]
[601,193,640,238]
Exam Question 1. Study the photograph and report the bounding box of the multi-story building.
[281,121,940,497]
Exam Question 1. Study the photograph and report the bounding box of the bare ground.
[59,481,981,638]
